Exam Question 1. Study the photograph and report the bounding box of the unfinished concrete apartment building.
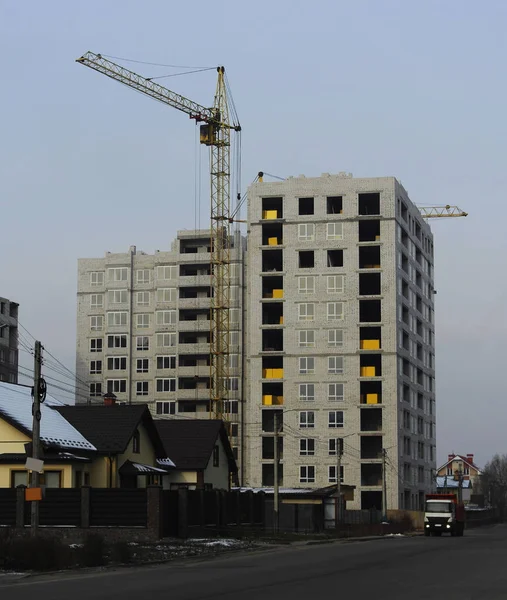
[244,173,436,510]
[0,297,19,384]
[76,230,246,465]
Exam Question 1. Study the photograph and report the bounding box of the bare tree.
[481,454,507,520]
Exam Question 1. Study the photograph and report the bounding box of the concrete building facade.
[244,173,436,511]
[0,297,19,384]
[75,230,246,467]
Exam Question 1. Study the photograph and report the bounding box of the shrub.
[0,532,69,571]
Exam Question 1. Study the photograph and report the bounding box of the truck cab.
[424,494,465,537]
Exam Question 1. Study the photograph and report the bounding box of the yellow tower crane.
[76,52,241,422]
[418,205,468,219]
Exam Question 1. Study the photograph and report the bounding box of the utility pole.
[382,448,388,522]
[31,341,43,536]
[336,438,343,527]
[273,412,279,533]
[457,469,463,504]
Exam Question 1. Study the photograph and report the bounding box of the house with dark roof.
[155,419,237,491]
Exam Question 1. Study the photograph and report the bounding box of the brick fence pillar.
[177,487,188,539]
[147,485,163,540]
[80,486,91,528]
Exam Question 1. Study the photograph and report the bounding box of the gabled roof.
[438,454,481,474]
[0,383,95,451]
[154,419,237,472]
[55,404,166,456]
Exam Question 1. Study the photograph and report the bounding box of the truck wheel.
[457,524,464,537]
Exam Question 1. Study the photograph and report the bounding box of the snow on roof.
[436,476,472,489]
[157,457,176,468]
[0,383,96,451]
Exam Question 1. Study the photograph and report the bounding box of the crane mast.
[77,52,241,423]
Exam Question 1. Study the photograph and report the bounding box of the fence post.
[178,488,189,539]
[15,487,25,529]
[215,490,221,533]
[80,486,91,528]
[247,490,254,527]
[236,491,241,526]
[147,486,162,540]
[220,490,228,531]
[199,490,205,533]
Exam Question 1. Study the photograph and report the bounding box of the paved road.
[1,526,506,599]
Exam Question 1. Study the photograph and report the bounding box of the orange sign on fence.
[25,488,43,502]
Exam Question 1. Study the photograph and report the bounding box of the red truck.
[424,493,465,537]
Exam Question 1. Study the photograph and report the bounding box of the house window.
[157,356,176,369]
[328,383,344,402]
[156,265,177,280]
[156,288,177,303]
[90,360,102,375]
[300,466,315,484]
[327,302,344,321]
[326,223,343,240]
[156,401,176,415]
[107,334,127,348]
[229,309,240,324]
[230,331,239,346]
[229,354,239,369]
[231,423,239,437]
[327,329,344,347]
[328,356,344,374]
[298,276,316,294]
[11,470,29,488]
[298,223,315,241]
[108,267,128,282]
[157,333,176,348]
[446,467,453,476]
[156,310,177,326]
[299,383,315,402]
[328,465,344,484]
[108,290,127,304]
[137,359,149,373]
[90,271,104,286]
[90,316,103,331]
[133,430,140,454]
[107,379,127,394]
[156,379,176,392]
[136,269,151,284]
[298,330,316,348]
[213,445,220,467]
[227,377,239,392]
[90,338,103,353]
[136,381,149,396]
[137,336,149,351]
[299,357,315,375]
[107,311,128,327]
[90,294,104,308]
[328,438,343,456]
[299,411,315,428]
[136,292,151,306]
[327,275,344,294]
[298,303,315,321]
[108,357,127,371]
[328,411,344,428]
[89,382,102,397]
[300,438,315,456]
[136,314,150,329]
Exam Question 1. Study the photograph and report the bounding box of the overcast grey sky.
[1,0,505,467]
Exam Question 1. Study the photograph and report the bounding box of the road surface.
[1,525,506,599]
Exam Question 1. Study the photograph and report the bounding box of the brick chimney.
[466,454,474,465]
[103,392,117,407]
[448,454,455,462]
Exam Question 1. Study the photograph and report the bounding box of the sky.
[1,0,506,468]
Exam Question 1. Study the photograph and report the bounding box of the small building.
[437,453,482,488]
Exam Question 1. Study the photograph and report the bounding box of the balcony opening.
[262,249,283,272]
[262,329,284,352]
[180,264,211,277]
[180,238,211,254]
[417,343,423,361]
[361,490,383,511]
[416,248,422,265]
[262,463,283,486]
[179,400,210,413]
[416,295,423,313]
[361,436,383,459]
[262,436,283,460]
[360,380,382,404]
[179,286,211,299]
[403,384,410,403]
[359,273,381,296]
[262,275,284,299]
[401,254,409,273]
[262,302,284,325]
[415,222,422,241]
[179,377,209,390]
[417,393,424,410]
[402,280,409,299]
[327,196,343,214]
[358,192,380,216]
[400,201,408,222]
[360,408,382,432]
[417,368,423,386]
[360,354,382,377]
[179,331,210,344]
[262,409,283,433]
[401,229,409,248]
[416,271,422,289]
[402,330,409,351]
[361,463,382,487]
[179,309,209,322]
[299,197,314,215]
[262,197,283,220]
[359,246,381,269]
[416,319,423,337]
[402,359,410,378]
[299,250,314,268]
[179,354,209,367]
[402,306,409,325]
[262,382,284,405]
[327,249,344,268]
[359,300,381,323]
[359,220,380,242]
[360,326,381,350]
[262,223,283,246]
